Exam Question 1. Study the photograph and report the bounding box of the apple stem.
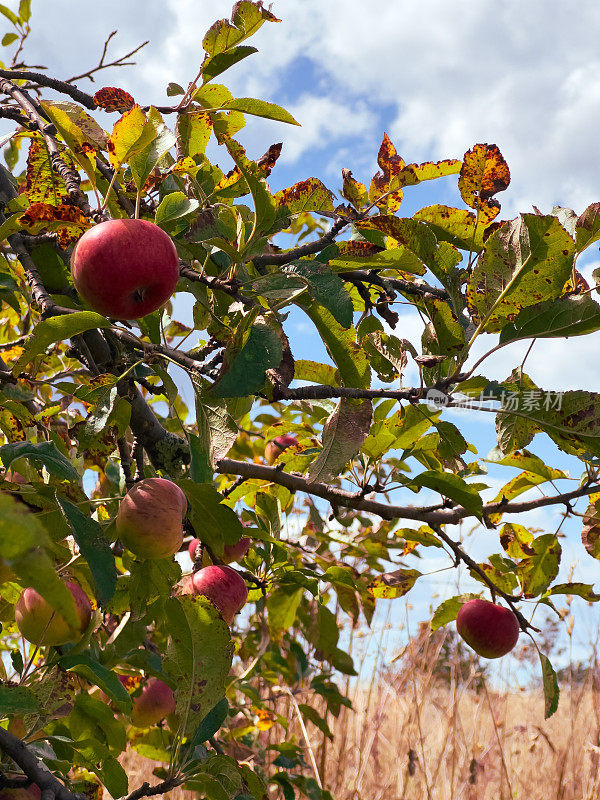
[99,169,119,212]
[134,190,141,219]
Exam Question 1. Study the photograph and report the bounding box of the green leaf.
[175,111,213,158]
[486,447,568,481]
[307,398,372,483]
[188,697,229,747]
[223,98,299,125]
[202,45,258,83]
[414,204,485,252]
[0,684,40,714]
[301,301,370,389]
[575,202,600,253]
[517,534,561,598]
[163,595,233,736]
[202,1,279,57]
[14,311,111,374]
[267,587,303,643]
[18,0,30,21]
[56,497,117,606]
[129,559,181,621]
[467,214,575,333]
[192,379,239,468]
[224,138,277,242]
[499,294,600,343]
[411,471,483,518]
[0,493,50,559]
[129,107,176,191]
[155,191,200,227]
[59,654,132,713]
[286,260,354,328]
[107,105,157,170]
[188,433,213,483]
[212,323,282,398]
[0,4,18,24]
[367,568,421,599]
[430,594,480,631]
[298,703,333,740]
[98,755,128,799]
[180,480,246,558]
[548,582,600,601]
[538,649,559,719]
[2,32,18,46]
[294,360,339,386]
[0,440,79,482]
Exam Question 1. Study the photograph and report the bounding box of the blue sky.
[3,0,600,671]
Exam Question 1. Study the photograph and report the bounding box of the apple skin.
[116,478,187,560]
[15,581,93,646]
[265,434,299,465]
[0,785,41,800]
[456,598,520,659]
[130,677,176,728]
[191,565,248,625]
[188,535,251,565]
[70,218,179,319]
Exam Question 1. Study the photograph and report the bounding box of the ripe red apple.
[0,784,41,800]
[15,581,93,646]
[130,677,176,728]
[188,535,251,564]
[265,433,299,465]
[456,598,520,659]
[70,218,179,319]
[191,565,248,625]
[116,478,187,559]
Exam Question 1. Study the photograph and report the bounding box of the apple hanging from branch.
[456,598,520,659]
[15,582,93,646]
[265,433,299,465]
[116,478,187,559]
[130,677,176,728]
[71,218,179,319]
[191,565,248,625]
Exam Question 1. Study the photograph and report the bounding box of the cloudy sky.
[4,0,600,665]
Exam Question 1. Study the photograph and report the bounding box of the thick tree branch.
[0,69,96,108]
[179,265,257,308]
[273,384,422,402]
[215,458,600,526]
[0,727,85,800]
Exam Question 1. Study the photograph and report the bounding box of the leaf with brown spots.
[107,105,157,171]
[414,204,486,252]
[256,142,282,177]
[203,1,280,57]
[356,215,437,273]
[467,214,575,332]
[19,202,92,246]
[517,533,561,598]
[275,177,334,217]
[341,168,368,210]
[582,494,600,559]
[93,87,135,112]
[576,202,600,254]
[163,594,233,736]
[369,132,405,212]
[367,568,421,599]
[459,143,510,224]
[499,523,535,558]
[23,134,69,205]
[21,666,77,730]
[395,158,462,189]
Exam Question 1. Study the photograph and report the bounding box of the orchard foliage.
[1,1,600,798]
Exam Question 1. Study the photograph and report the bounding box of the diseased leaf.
[59,654,132,713]
[576,202,600,253]
[517,534,561,598]
[286,260,354,327]
[202,1,279,57]
[94,87,135,112]
[129,107,176,191]
[367,568,421,599]
[467,215,575,333]
[307,398,372,483]
[175,111,213,159]
[582,496,600,559]
[499,523,535,558]
[499,294,600,343]
[107,105,156,169]
[0,684,40,714]
[548,583,600,601]
[459,143,510,223]
[275,178,334,217]
[414,204,487,252]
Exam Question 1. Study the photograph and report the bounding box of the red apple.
[130,677,176,728]
[188,535,251,564]
[70,218,179,319]
[0,784,41,800]
[265,434,299,465]
[191,565,248,625]
[456,598,520,659]
[15,581,93,646]
[116,478,187,559]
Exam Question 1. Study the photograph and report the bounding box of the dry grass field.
[118,617,600,800]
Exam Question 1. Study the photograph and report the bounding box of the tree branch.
[179,265,257,308]
[340,270,448,301]
[215,458,600,526]
[0,69,96,109]
[251,216,348,268]
[0,727,85,800]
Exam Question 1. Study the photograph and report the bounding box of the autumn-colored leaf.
[459,143,510,224]
[19,202,92,246]
[369,132,405,212]
[23,135,70,206]
[275,177,334,217]
[367,568,421,599]
[341,168,368,210]
[93,87,136,112]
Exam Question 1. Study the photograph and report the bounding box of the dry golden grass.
[118,623,600,800]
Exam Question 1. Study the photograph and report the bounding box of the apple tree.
[1,1,600,798]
